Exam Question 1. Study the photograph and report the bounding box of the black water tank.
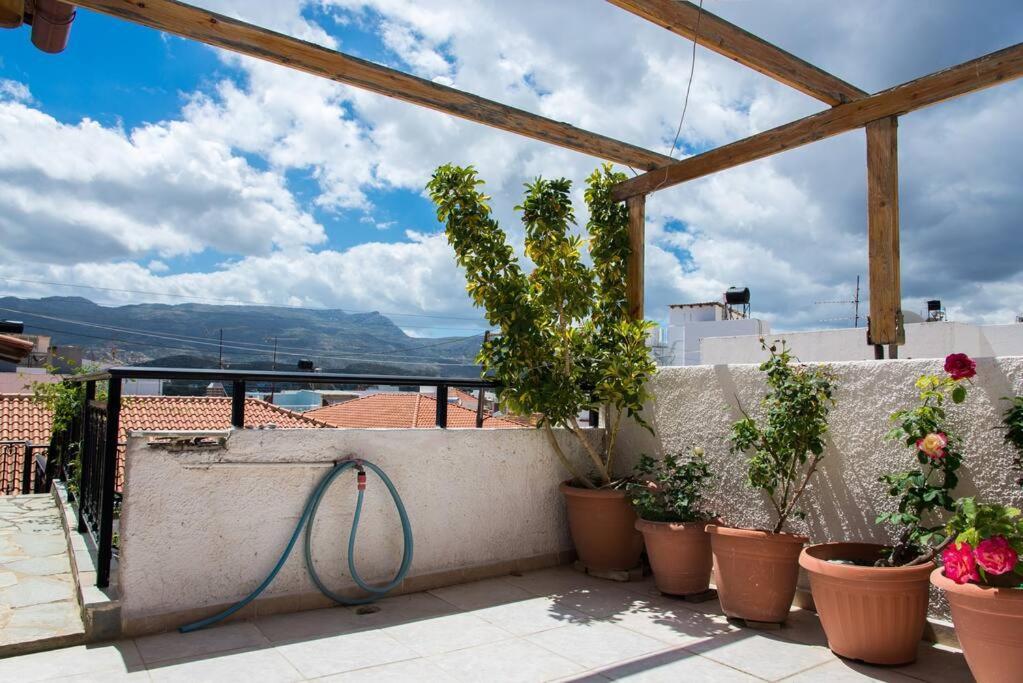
[0,320,24,334]
[297,359,314,371]
[927,299,942,312]
[725,287,750,305]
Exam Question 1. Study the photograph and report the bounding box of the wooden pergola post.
[865,116,902,357]
[626,195,646,320]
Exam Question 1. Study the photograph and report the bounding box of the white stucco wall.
[700,321,1023,365]
[118,427,595,627]
[615,357,1023,618]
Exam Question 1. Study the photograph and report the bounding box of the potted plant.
[718,341,835,624]
[629,448,714,596]
[428,164,656,573]
[1003,394,1023,489]
[931,498,1023,683]
[800,353,974,665]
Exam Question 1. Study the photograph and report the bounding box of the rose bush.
[975,536,1018,576]
[944,353,977,381]
[941,498,1023,585]
[942,542,980,585]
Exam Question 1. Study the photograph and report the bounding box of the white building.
[653,302,770,366]
[701,320,1023,365]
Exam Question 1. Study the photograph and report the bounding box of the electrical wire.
[665,0,704,161]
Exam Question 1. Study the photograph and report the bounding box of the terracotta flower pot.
[800,543,933,665]
[931,566,1023,683]
[706,525,807,623]
[636,519,712,596]
[560,482,643,572]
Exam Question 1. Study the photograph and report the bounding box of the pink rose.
[974,536,1019,576]
[916,432,948,460]
[942,542,980,584]
[944,353,976,381]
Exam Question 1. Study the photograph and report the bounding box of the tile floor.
[0,495,84,655]
[0,565,972,682]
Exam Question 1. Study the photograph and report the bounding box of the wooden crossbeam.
[72,0,671,170]
[612,42,1023,200]
[608,0,866,106]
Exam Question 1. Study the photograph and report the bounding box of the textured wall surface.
[118,427,595,623]
[615,356,1023,619]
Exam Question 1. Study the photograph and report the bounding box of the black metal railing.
[62,366,503,588]
[1,441,29,495]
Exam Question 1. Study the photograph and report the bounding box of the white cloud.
[2,0,1021,335]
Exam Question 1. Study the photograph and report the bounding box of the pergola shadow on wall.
[60,1,1023,354]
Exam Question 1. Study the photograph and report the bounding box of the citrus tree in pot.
[629,448,714,596]
[719,341,836,624]
[800,353,974,665]
[427,164,656,573]
[931,498,1023,683]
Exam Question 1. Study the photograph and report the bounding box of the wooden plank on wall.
[72,0,671,170]
[608,0,866,105]
[612,42,1023,200]
[626,195,646,320]
[866,117,901,346]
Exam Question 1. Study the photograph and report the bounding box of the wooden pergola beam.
[72,0,672,171]
[608,0,867,106]
[612,42,1023,200]
[866,117,901,349]
[626,196,646,320]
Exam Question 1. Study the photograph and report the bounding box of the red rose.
[975,536,1018,576]
[942,542,980,584]
[944,353,976,380]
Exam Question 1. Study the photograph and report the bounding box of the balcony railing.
[58,366,504,588]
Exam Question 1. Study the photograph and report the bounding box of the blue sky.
[0,0,1021,340]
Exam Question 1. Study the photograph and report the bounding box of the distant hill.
[0,296,484,379]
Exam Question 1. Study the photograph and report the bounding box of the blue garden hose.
[179,458,413,633]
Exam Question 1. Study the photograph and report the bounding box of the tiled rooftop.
[307,393,522,429]
[0,394,329,446]
[0,565,968,681]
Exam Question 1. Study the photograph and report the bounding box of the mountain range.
[0,296,484,378]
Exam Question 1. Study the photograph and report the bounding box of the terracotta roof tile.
[0,394,54,445]
[306,393,522,429]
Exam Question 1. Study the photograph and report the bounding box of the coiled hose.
[180,458,413,633]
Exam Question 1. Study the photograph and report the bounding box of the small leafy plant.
[427,164,656,489]
[1003,395,1023,488]
[941,497,1023,586]
[730,341,836,534]
[877,353,975,566]
[628,448,713,523]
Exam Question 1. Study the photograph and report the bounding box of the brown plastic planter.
[636,519,712,596]
[801,543,932,665]
[932,566,1023,683]
[560,482,642,572]
[707,525,807,624]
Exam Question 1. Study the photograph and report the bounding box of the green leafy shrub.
[427,164,656,489]
[729,340,836,534]
[941,498,1023,585]
[1003,396,1023,488]
[628,448,713,523]
[877,354,973,566]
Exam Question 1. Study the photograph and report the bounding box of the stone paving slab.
[0,565,971,681]
[0,494,85,657]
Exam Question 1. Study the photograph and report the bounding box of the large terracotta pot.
[931,566,1023,683]
[560,482,643,572]
[800,543,932,665]
[707,525,807,623]
[636,519,712,596]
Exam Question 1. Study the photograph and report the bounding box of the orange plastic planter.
[932,566,1023,683]
[560,482,643,572]
[707,525,807,623]
[801,543,932,665]
[636,519,712,596]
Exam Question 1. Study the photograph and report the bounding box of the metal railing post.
[77,381,96,533]
[20,443,32,494]
[435,384,448,428]
[96,377,121,588]
[231,381,246,428]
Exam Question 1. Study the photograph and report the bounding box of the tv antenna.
[815,276,862,327]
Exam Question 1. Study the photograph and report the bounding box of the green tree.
[427,164,655,488]
[730,341,836,533]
